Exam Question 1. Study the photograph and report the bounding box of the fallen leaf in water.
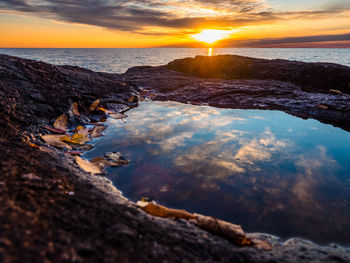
[44,126,66,134]
[75,156,104,174]
[41,134,71,149]
[90,157,115,167]
[127,96,136,103]
[90,125,106,138]
[75,126,90,136]
[109,113,126,119]
[104,152,129,165]
[54,114,68,131]
[89,99,100,112]
[68,143,94,151]
[71,102,80,116]
[29,143,40,149]
[61,133,90,144]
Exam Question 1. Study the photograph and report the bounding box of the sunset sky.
[0,0,350,48]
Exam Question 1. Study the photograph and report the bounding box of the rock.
[1,54,350,262]
[124,55,350,132]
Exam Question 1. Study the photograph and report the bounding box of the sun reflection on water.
[208,47,213,56]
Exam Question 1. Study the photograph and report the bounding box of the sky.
[0,0,349,48]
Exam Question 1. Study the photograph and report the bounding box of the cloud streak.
[0,0,349,35]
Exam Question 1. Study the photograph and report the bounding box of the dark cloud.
[0,0,348,33]
[217,33,350,47]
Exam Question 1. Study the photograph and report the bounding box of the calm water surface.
[85,101,350,245]
[0,48,349,73]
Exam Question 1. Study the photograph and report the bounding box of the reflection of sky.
[85,101,350,245]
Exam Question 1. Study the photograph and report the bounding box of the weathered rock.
[125,56,350,132]
[166,55,350,94]
[1,54,350,262]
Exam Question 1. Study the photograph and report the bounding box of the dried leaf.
[329,89,342,94]
[61,133,90,144]
[29,143,40,149]
[53,114,68,131]
[318,104,328,110]
[127,96,136,103]
[136,201,272,249]
[90,125,106,138]
[75,126,90,136]
[137,202,196,220]
[104,152,129,166]
[195,213,251,246]
[68,143,94,151]
[41,134,71,149]
[89,99,100,112]
[98,107,107,112]
[75,156,104,174]
[44,126,66,134]
[72,102,80,116]
[90,157,115,167]
[109,113,126,119]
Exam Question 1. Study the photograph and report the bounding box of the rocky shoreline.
[1,54,350,262]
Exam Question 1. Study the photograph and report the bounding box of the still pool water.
[85,101,350,245]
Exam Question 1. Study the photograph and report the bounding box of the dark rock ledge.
[0,54,349,263]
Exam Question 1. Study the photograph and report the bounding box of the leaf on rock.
[41,134,72,149]
[90,125,106,138]
[318,104,328,110]
[75,156,104,174]
[89,99,100,112]
[127,96,136,103]
[98,107,107,112]
[71,102,80,116]
[137,202,196,220]
[61,133,90,144]
[329,89,342,94]
[53,114,68,131]
[90,157,115,167]
[29,143,40,149]
[136,201,272,249]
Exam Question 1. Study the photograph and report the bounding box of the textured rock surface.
[125,56,350,132]
[1,54,350,262]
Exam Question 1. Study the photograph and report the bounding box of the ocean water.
[0,48,349,73]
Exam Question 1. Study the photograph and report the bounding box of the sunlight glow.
[192,29,237,44]
[208,47,213,56]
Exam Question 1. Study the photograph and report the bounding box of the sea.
[0,48,349,73]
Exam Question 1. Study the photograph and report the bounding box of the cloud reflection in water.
[87,101,350,245]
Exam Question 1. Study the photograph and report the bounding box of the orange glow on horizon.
[191,29,237,44]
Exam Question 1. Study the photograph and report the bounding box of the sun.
[191,29,236,44]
